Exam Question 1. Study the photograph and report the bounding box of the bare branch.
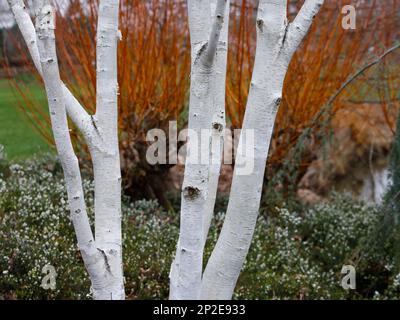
[286,0,324,56]
[202,0,228,67]
[327,43,400,106]
[7,0,94,141]
[34,0,105,287]
[94,0,120,148]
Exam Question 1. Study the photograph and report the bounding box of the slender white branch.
[34,0,107,296]
[95,0,119,145]
[90,0,125,300]
[200,0,324,300]
[202,0,229,251]
[170,0,228,300]
[285,0,324,57]
[202,0,228,67]
[8,0,42,72]
[13,0,126,300]
[7,0,94,142]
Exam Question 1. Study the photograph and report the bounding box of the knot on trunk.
[257,19,264,32]
[183,186,201,200]
[212,122,223,132]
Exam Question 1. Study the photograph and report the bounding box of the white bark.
[169,0,228,300]
[200,0,324,300]
[202,0,230,247]
[35,0,108,295]
[10,0,125,299]
[90,0,124,300]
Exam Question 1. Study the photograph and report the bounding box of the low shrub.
[1,157,399,299]
[0,156,178,299]
[238,195,400,299]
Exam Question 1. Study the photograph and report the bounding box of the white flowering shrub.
[0,157,89,299]
[0,157,399,299]
[232,195,400,299]
[0,156,179,299]
[123,199,179,299]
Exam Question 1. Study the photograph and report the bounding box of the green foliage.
[0,157,86,299]
[0,79,50,160]
[1,157,400,299]
[235,194,399,299]
[0,156,178,299]
[123,199,179,299]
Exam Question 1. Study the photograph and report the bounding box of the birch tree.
[173,0,324,300]
[8,0,124,299]
[203,0,230,253]
[9,0,324,301]
[169,0,229,300]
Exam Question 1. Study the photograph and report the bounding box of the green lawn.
[0,79,52,160]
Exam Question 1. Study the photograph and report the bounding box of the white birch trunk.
[169,0,228,300]
[200,0,324,300]
[35,0,108,295]
[10,0,125,299]
[89,0,124,300]
[202,0,230,247]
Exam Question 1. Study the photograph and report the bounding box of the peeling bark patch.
[183,186,201,200]
[194,42,208,65]
[281,23,289,48]
[90,115,100,133]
